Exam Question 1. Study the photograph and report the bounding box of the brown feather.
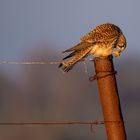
[62,42,92,53]
[59,46,92,72]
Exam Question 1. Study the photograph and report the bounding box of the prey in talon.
[59,23,127,72]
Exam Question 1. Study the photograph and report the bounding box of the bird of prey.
[59,23,126,72]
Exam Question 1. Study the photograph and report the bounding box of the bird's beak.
[117,46,125,52]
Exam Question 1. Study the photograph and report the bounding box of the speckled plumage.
[59,23,126,72]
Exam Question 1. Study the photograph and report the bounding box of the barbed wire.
[0,60,92,74]
[0,120,123,136]
[0,120,105,133]
[0,121,104,126]
[0,120,122,126]
[0,61,61,65]
[0,58,93,64]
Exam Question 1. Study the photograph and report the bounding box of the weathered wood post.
[93,56,127,140]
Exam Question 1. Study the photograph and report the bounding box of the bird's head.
[116,33,127,53]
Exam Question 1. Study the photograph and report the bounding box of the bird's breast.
[90,44,113,57]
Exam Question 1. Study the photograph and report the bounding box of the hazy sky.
[0,0,140,59]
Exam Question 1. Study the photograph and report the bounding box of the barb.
[83,58,88,74]
[90,124,96,133]
[0,61,61,65]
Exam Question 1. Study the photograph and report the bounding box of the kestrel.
[59,23,126,72]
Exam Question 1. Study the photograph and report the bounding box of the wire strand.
[0,58,93,65]
[0,121,104,126]
[0,61,61,65]
[0,121,122,126]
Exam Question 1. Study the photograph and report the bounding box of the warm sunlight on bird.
[59,23,126,72]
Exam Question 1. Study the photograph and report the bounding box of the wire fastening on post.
[89,71,117,81]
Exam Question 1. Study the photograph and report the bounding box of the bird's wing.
[62,42,93,53]
[63,24,121,53]
[81,23,120,43]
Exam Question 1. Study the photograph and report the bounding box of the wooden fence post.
[93,56,127,140]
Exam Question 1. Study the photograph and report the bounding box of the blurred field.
[0,47,140,140]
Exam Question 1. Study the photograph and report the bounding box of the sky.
[0,0,140,60]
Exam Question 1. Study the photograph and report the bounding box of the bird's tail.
[59,57,79,72]
[59,47,92,72]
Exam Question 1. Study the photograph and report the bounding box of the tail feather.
[58,63,63,68]
[59,58,78,72]
[59,46,92,72]
[62,51,77,60]
[59,63,74,72]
